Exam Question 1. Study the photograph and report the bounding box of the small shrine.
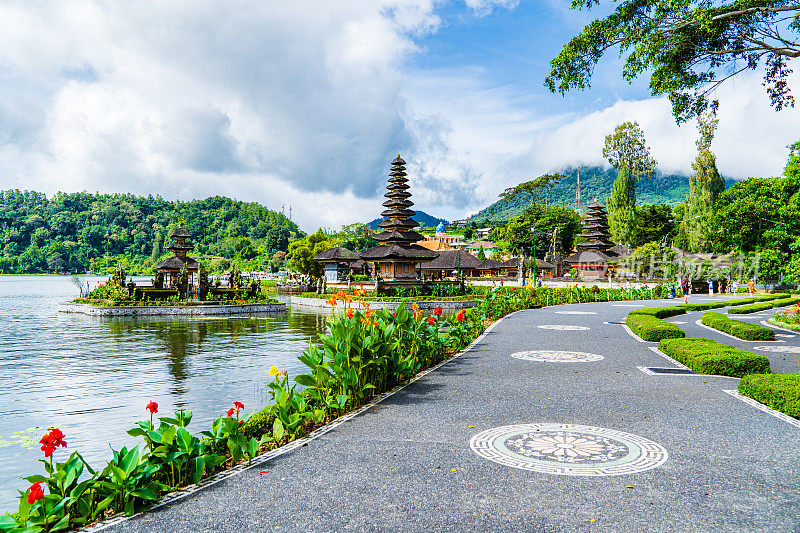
[360,155,436,284]
[155,227,199,287]
[564,201,620,278]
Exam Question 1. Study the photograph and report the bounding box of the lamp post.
[530,225,538,286]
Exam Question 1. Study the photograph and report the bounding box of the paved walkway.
[108,296,800,532]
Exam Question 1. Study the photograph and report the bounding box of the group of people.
[679,277,756,303]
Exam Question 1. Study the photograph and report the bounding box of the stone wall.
[58,302,286,317]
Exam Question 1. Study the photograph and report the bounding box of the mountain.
[367,210,448,231]
[468,166,736,223]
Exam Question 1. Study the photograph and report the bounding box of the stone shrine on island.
[155,227,199,286]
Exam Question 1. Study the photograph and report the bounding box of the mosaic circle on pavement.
[537,325,590,331]
[754,345,800,353]
[554,311,597,315]
[470,423,668,476]
[510,350,604,363]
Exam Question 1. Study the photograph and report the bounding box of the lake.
[0,275,327,511]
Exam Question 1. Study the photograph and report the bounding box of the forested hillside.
[366,210,447,231]
[469,166,735,223]
[0,191,301,274]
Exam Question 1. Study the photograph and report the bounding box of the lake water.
[0,275,327,511]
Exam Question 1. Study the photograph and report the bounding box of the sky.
[0,0,798,232]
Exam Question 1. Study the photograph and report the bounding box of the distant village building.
[418,239,455,251]
[564,201,629,278]
[475,227,492,239]
[465,240,497,256]
[418,249,483,279]
[421,222,465,248]
[313,247,362,283]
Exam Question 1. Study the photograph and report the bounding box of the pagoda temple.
[565,201,623,278]
[360,155,436,283]
[155,227,199,285]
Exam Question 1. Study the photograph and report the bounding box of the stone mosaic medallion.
[510,350,604,363]
[470,423,668,476]
[537,325,590,331]
[754,345,800,353]
[554,311,597,315]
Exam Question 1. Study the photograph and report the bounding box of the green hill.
[0,190,301,274]
[367,210,447,231]
[468,166,735,223]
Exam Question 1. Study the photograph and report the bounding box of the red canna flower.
[456,310,466,322]
[27,482,43,504]
[233,401,245,411]
[427,316,437,325]
[392,311,396,317]
[39,428,66,458]
[146,401,158,414]
[345,308,354,318]
[227,408,235,417]
[238,420,244,425]
[434,306,442,317]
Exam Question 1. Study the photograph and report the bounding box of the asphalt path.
[107,295,800,532]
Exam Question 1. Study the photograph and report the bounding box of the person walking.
[681,276,690,304]
[748,278,755,296]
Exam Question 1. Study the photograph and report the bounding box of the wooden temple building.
[358,155,436,285]
[155,227,199,285]
[564,201,625,278]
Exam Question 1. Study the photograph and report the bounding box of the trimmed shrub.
[738,373,800,419]
[658,338,771,377]
[679,302,728,312]
[626,313,685,341]
[701,312,775,341]
[726,294,787,307]
[629,306,687,319]
[729,302,774,314]
[771,297,800,308]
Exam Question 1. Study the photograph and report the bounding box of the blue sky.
[0,0,797,231]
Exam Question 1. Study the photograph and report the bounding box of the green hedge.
[658,338,771,377]
[728,302,774,314]
[727,294,789,306]
[626,313,686,341]
[738,373,800,419]
[701,312,776,340]
[241,405,276,438]
[629,306,687,319]
[729,297,800,314]
[679,302,728,312]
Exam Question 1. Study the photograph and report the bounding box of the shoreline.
[58,301,287,316]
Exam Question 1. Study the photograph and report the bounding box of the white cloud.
[0,0,796,232]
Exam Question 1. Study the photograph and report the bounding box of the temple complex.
[359,155,436,284]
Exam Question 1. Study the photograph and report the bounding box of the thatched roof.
[564,250,616,264]
[313,247,361,262]
[155,256,199,272]
[169,228,191,238]
[360,244,437,261]
[419,249,483,270]
[478,259,503,270]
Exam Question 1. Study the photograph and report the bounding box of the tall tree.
[686,111,726,252]
[546,0,800,122]
[500,173,564,207]
[603,122,657,245]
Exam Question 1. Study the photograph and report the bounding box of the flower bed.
[700,312,775,341]
[658,338,771,377]
[738,373,800,419]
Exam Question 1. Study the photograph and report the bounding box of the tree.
[603,122,657,244]
[501,173,564,207]
[285,229,333,277]
[505,204,582,258]
[633,204,676,247]
[685,112,726,252]
[265,226,291,254]
[477,246,487,261]
[546,0,800,122]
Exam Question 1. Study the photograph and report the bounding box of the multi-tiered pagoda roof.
[361,155,436,262]
[565,200,624,267]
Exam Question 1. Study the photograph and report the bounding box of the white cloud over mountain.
[0,1,797,231]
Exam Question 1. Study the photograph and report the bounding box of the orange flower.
[326,296,337,307]
[456,309,466,321]
[412,302,420,312]
[345,308,354,318]
[427,316,437,325]
[365,308,376,320]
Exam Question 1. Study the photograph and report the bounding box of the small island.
[59,227,285,316]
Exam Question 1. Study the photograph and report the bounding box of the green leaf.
[48,514,71,532]
[336,394,348,409]
[131,487,159,500]
[272,418,285,441]
[192,456,206,485]
[294,374,317,387]
[247,437,259,460]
